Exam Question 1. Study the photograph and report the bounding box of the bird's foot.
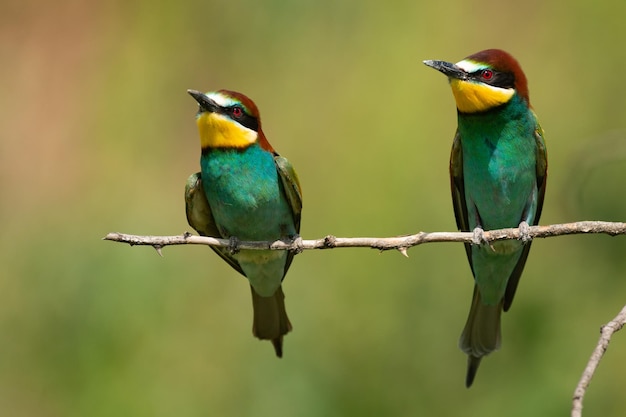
[471,226,489,246]
[472,226,494,251]
[289,235,304,255]
[518,221,532,244]
[228,236,240,255]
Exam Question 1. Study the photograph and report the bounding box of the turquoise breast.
[200,144,296,241]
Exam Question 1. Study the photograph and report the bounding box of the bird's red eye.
[232,106,243,118]
[481,69,494,80]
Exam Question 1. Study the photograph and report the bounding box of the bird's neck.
[201,143,275,181]
[457,94,530,138]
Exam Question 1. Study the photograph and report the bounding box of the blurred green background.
[2,0,626,415]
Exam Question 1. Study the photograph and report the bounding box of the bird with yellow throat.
[424,50,547,386]
[185,89,302,357]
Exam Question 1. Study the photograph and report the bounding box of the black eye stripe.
[219,105,259,132]
[470,70,515,89]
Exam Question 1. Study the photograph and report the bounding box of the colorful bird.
[185,89,302,357]
[423,50,547,387]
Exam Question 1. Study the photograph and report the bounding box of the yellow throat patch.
[197,112,257,149]
[449,78,515,113]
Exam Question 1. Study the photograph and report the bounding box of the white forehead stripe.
[455,59,488,73]
[206,92,238,107]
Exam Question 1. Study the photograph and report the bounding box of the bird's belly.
[203,155,295,241]
[465,154,535,230]
[211,189,291,239]
[472,241,524,304]
[236,250,287,296]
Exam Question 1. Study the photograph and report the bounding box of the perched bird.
[423,50,547,387]
[185,89,302,357]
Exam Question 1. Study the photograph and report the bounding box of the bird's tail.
[250,285,292,357]
[459,285,502,387]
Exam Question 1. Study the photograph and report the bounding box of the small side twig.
[572,305,626,417]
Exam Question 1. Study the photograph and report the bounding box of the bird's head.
[187,89,274,152]
[423,49,529,113]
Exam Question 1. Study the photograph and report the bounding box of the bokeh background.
[2,0,626,416]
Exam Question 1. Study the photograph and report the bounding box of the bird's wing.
[450,130,473,271]
[274,155,302,232]
[503,116,548,311]
[274,155,303,275]
[184,172,244,275]
[533,118,548,222]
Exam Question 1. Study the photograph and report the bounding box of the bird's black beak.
[423,60,468,81]
[187,89,219,113]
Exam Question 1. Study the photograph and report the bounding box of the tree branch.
[104,221,626,255]
[104,221,626,411]
[572,305,626,417]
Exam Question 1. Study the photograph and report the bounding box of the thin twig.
[103,221,626,254]
[572,305,626,417]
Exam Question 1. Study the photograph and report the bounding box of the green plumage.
[200,145,299,293]
[425,49,548,386]
[186,89,303,357]
[185,138,302,358]
[452,94,547,386]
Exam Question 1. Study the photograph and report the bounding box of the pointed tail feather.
[250,285,292,357]
[459,285,502,387]
[466,356,482,388]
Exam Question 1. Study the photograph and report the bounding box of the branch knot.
[323,235,337,248]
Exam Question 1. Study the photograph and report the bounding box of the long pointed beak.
[423,60,468,80]
[187,89,219,113]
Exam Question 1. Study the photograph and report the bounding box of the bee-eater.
[423,49,547,387]
[185,89,302,357]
